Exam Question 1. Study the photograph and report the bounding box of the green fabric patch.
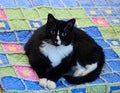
[99,26,117,39]
[0,66,17,77]
[68,8,88,18]
[113,48,120,57]
[88,85,107,93]
[0,44,4,52]
[22,8,40,19]
[54,8,71,19]
[52,90,68,93]
[76,18,95,27]
[37,7,55,19]
[5,8,24,19]
[9,20,30,30]
[7,53,29,65]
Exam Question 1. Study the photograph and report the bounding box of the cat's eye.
[50,31,56,35]
[61,33,67,37]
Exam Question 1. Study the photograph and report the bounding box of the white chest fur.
[39,42,73,67]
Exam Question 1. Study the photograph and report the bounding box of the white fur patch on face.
[73,62,98,77]
[39,41,73,67]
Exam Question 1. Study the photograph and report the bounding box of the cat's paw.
[39,78,47,88]
[47,80,56,89]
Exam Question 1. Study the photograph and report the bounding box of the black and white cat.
[24,14,105,89]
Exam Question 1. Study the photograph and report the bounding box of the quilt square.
[115,7,120,16]
[71,88,86,93]
[101,73,120,83]
[107,39,120,46]
[22,8,39,19]
[7,53,29,65]
[104,49,119,60]
[0,9,7,19]
[16,0,32,8]
[29,20,42,28]
[0,20,10,30]
[38,7,55,18]
[1,76,25,90]
[0,67,17,77]
[94,0,108,6]
[5,8,24,19]
[81,26,102,39]
[14,66,39,81]
[0,32,17,42]
[79,0,94,6]
[106,17,120,25]
[17,30,32,42]
[62,0,79,7]
[84,7,102,16]
[10,20,30,30]
[92,17,110,26]
[0,0,16,7]
[50,0,64,7]
[100,8,117,16]
[108,0,120,6]
[95,39,110,48]
[108,61,120,72]
[31,0,50,6]
[2,43,24,53]
[24,80,43,90]
[0,54,9,66]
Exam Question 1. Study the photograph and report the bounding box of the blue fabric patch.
[108,0,120,6]
[108,61,120,71]
[24,80,43,90]
[0,0,16,7]
[17,30,32,42]
[29,20,42,28]
[110,86,120,93]
[62,0,79,7]
[16,0,32,8]
[101,74,120,83]
[104,49,119,60]
[50,0,64,7]
[1,76,25,90]
[0,54,9,66]
[82,26,102,39]
[84,7,102,16]
[0,20,10,30]
[93,0,108,6]
[95,39,110,48]
[0,32,17,42]
[78,0,94,6]
[31,0,50,7]
[71,88,86,93]
[106,17,120,24]
[107,39,120,46]
[100,8,117,16]
[88,78,105,84]
[116,7,120,16]
[101,63,112,74]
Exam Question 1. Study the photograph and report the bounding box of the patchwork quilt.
[0,0,120,93]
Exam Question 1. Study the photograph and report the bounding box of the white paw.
[39,78,47,88]
[73,69,85,77]
[47,80,56,89]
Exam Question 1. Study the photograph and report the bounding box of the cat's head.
[46,13,75,46]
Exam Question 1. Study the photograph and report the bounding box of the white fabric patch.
[39,41,73,67]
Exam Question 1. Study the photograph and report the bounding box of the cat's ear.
[64,19,75,32]
[47,13,56,24]
[67,19,75,27]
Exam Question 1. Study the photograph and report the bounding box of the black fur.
[24,13,105,84]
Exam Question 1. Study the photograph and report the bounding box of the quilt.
[0,0,120,93]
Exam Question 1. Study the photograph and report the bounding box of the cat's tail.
[63,58,105,84]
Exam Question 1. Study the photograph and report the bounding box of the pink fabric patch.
[92,17,110,26]
[0,9,7,19]
[3,43,24,53]
[14,66,39,81]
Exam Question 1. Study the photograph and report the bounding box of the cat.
[24,13,105,89]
